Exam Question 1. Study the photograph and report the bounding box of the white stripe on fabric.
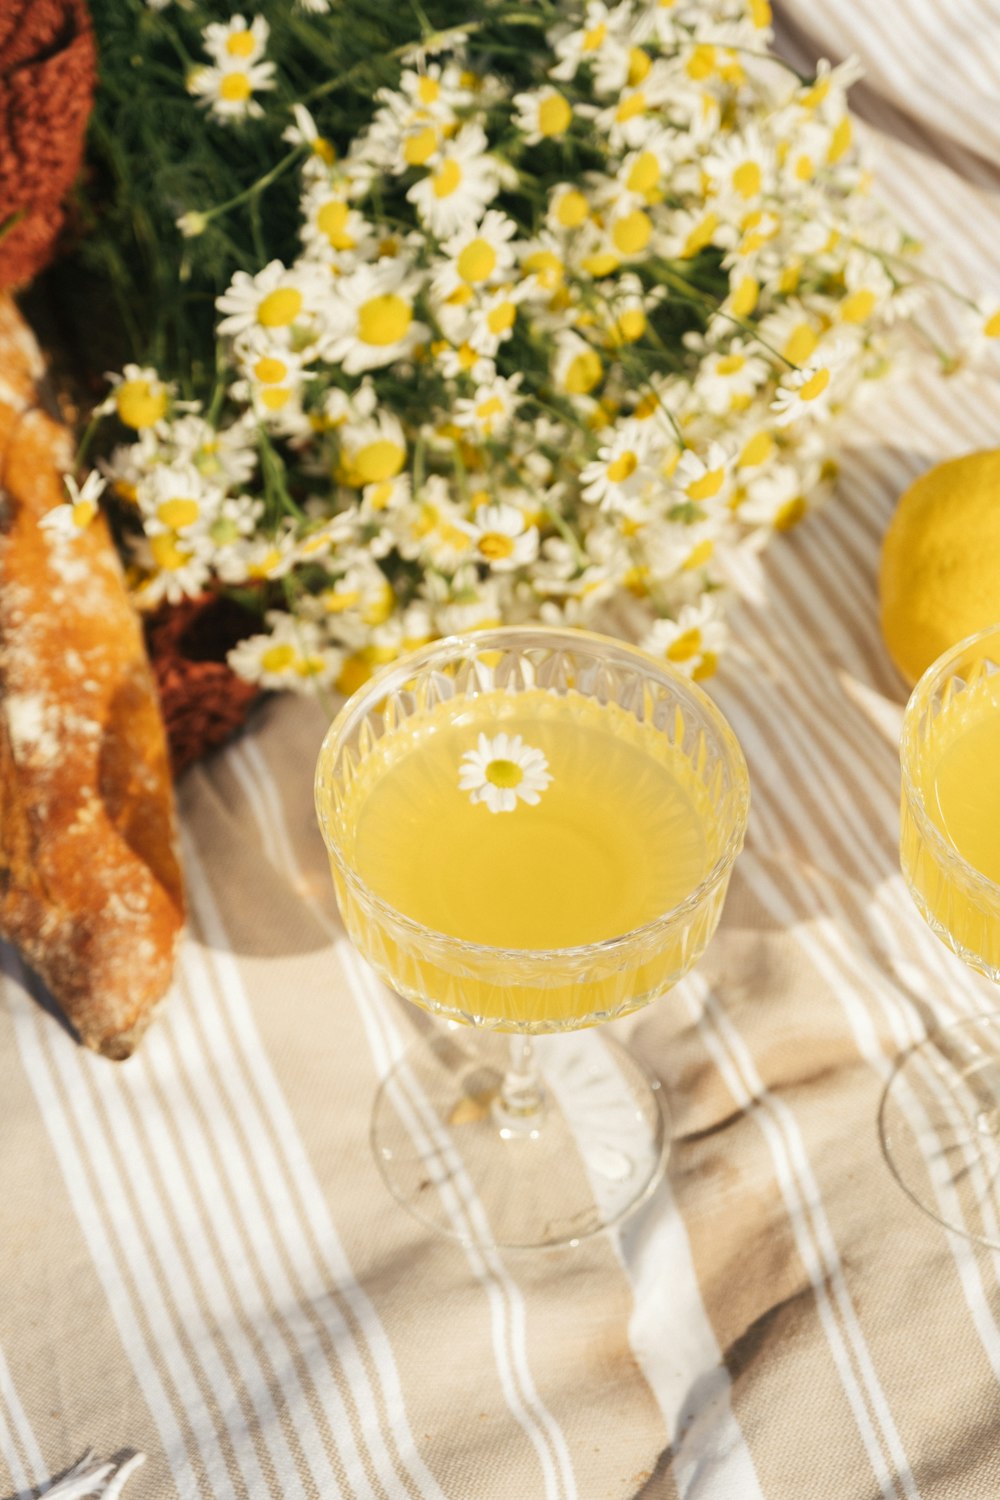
[618,1177,767,1500]
[2,955,209,1500]
[176,857,436,1500]
[226,738,580,1500]
[683,972,919,1500]
[731,850,1000,1386]
[117,1017,350,1500]
[0,1342,44,1499]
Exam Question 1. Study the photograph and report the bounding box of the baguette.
[0,294,184,1058]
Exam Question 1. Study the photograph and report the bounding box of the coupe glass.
[315,627,749,1248]
[880,622,1000,1243]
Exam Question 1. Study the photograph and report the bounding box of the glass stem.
[494,1034,546,1137]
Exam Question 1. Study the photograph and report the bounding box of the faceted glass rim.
[314,625,751,961]
[900,619,1000,909]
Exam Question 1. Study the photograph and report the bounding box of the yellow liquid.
[902,670,1000,978]
[328,688,730,1029]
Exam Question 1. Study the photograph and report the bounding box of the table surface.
[4,5,1000,1498]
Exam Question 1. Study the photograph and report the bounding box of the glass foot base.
[371,1028,669,1250]
[880,1014,1000,1247]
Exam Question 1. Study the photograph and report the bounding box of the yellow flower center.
[71,500,97,529]
[794,152,815,182]
[358,293,412,346]
[582,21,607,49]
[612,209,652,255]
[739,431,774,468]
[681,211,718,258]
[797,367,831,402]
[220,72,253,103]
[684,538,715,570]
[325,587,362,613]
[247,548,285,578]
[478,532,516,562]
[730,275,759,316]
[774,496,807,530]
[562,349,603,395]
[485,757,523,788]
[253,356,289,384]
[608,308,646,346]
[985,310,1000,339]
[732,160,762,199]
[827,116,853,164]
[261,388,292,411]
[261,644,297,674]
[666,627,701,662]
[616,90,646,123]
[157,498,200,529]
[522,249,563,289]
[686,44,716,80]
[626,151,659,196]
[116,379,167,430]
[313,137,336,165]
[257,287,303,328]
[486,300,517,335]
[783,323,818,365]
[693,652,717,682]
[555,189,589,228]
[537,93,572,137]
[226,30,256,57]
[403,125,439,166]
[687,466,725,501]
[149,532,191,571]
[777,261,801,295]
[457,238,497,283]
[418,75,441,104]
[581,250,621,278]
[317,200,355,250]
[628,47,652,85]
[716,353,746,376]
[476,395,506,426]
[433,159,463,197]
[606,451,638,483]
[352,439,406,484]
[750,0,772,26]
[840,288,877,324]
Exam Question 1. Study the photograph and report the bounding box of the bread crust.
[0,294,184,1058]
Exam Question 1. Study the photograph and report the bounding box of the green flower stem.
[199,147,306,227]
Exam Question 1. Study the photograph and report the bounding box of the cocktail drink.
[316,628,749,1247]
[882,623,1000,1242]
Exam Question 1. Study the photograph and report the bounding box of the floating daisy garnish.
[459,732,552,813]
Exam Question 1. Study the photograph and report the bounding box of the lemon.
[879,449,1000,685]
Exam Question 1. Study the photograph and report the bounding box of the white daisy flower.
[641,596,728,682]
[452,373,523,440]
[434,211,519,299]
[187,57,276,122]
[136,461,224,535]
[512,88,574,145]
[580,423,653,509]
[322,260,429,374]
[466,283,528,357]
[228,612,344,691]
[549,2,629,84]
[202,16,269,68]
[98,364,173,432]
[130,531,213,607]
[299,180,373,266]
[39,471,106,540]
[703,126,775,208]
[458,732,553,813]
[337,409,408,487]
[282,102,337,172]
[673,442,733,506]
[232,337,310,420]
[406,125,502,237]
[216,260,327,349]
[771,342,850,425]
[462,502,539,571]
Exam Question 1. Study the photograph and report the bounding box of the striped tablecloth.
[4,6,1000,1497]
